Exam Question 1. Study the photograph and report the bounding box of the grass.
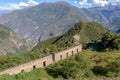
[0,68,63,80]
[80,50,120,67]
[0,50,120,80]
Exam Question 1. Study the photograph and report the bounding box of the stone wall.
[0,45,82,75]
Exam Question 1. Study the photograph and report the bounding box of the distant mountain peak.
[34,1,76,9]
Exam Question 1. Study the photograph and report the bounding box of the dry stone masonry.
[0,45,82,75]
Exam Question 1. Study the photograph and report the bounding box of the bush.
[112,38,120,50]
[106,58,120,77]
[92,66,107,76]
[46,54,94,79]
[105,71,115,77]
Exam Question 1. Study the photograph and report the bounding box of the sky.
[0,0,120,10]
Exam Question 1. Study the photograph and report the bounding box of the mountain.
[31,21,110,57]
[53,21,110,47]
[0,10,12,16]
[0,24,32,55]
[82,5,120,32]
[0,2,89,42]
[0,2,120,42]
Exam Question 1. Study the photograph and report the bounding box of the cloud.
[8,0,39,10]
[74,1,78,4]
[28,0,39,6]
[73,0,120,8]
[10,2,29,9]
[92,0,108,6]
[78,0,92,8]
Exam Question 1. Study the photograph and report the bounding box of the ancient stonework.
[0,45,82,75]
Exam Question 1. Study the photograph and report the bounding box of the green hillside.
[0,22,120,80]
[0,24,32,55]
[31,21,120,58]
[0,21,110,70]
[54,21,109,47]
[32,21,110,55]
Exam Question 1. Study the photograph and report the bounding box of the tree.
[47,45,58,53]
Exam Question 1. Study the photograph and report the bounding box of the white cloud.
[0,7,6,10]
[74,0,120,8]
[3,0,39,10]
[10,2,29,9]
[0,7,11,10]
[78,0,92,7]
[28,0,39,6]
[74,1,78,4]
[92,0,108,6]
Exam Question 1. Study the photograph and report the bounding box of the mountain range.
[0,24,32,55]
[0,10,11,16]
[82,5,120,32]
[0,1,120,42]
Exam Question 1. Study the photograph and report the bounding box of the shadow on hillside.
[85,42,105,52]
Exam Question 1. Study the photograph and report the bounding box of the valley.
[0,2,120,42]
[0,21,119,80]
[0,1,120,80]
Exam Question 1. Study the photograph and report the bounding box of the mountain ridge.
[0,2,90,42]
[0,1,120,42]
[30,21,111,57]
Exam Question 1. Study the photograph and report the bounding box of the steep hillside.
[53,21,110,48]
[0,2,120,42]
[0,22,120,79]
[82,5,120,32]
[31,22,110,57]
[0,24,32,55]
[0,2,89,42]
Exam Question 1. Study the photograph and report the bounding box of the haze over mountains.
[0,1,120,42]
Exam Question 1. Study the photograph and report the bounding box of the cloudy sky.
[0,0,120,10]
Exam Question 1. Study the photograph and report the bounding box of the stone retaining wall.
[0,45,82,75]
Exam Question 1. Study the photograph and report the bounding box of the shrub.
[46,54,94,79]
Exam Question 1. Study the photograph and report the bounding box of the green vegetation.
[0,21,120,71]
[0,68,63,80]
[0,24,10,39]
[46,50,120,79]
[0,21,120,80]
[31,21,111,57]
[54,21,109,48]
[46,53,94,79]
[102,32,120,50]
[0,50,120,80]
